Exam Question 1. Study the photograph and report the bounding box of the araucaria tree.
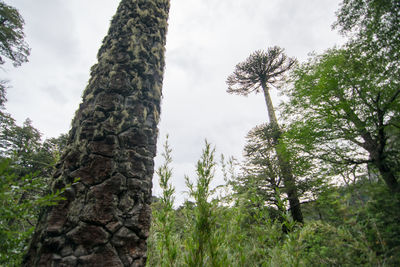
[23,0,170,266]
[233,124,290,227]
[227,46,303,223]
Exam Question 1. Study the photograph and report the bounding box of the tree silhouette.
[227,46,303,223]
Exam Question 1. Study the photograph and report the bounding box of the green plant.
[355,182,400,265]
[269,221,380,266]
[147,136,178,267]
[0,159,64,265]
[183,141,227,267]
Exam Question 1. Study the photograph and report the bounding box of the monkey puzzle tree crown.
[226,46,296,95]
[226,46,303,224]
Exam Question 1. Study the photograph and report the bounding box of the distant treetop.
[0,1,30,67]
[226,46,296,96]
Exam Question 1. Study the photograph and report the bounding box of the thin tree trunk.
[23,1,170,266]
[261,84,278,126]
[261,84,304,224]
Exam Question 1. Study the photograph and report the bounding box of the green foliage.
[355,182,400,265]
[0,5,65,262]
[184,141,227,267]
[215,196,284,267]
[334,0,400,69]
[0,0,30,67]
[283,47,399,191]
[269,221,380,266]
[233,123,327,227]
[0,159,64,265]
[0,117,67,180]
[0,0,30,117]
[239,124,283,200]
[227,46,305,224]
[0,103,66,265]
[148,140,400,266]
[147,137,178,267]
[282,0,400,194]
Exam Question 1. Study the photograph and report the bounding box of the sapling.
[149,136,178,267]
[184,141,227,267]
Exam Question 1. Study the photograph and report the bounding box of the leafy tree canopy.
[283,47,400,191]
[0,1,30,67]
[334,0,400,62]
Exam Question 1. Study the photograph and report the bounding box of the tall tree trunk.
[261,83,279,126]
[23,1,170,266]
[261,84,304,224]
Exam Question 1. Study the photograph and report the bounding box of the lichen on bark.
[23,1,170,266]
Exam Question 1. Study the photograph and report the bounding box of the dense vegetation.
[147,0,400,266]
[0,118,66,265]
[0,65,68,265]
[0,1,66,265]
[0,0,398,266]
[147,139,400,266]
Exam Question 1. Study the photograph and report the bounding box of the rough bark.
[262,84,304,224]
[23,0,170,266]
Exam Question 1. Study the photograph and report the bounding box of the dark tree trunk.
[262,84,304,224]
[276,151,304,223]
[363,130,399,193]
[374,159,399,193]
[23,1,170,266]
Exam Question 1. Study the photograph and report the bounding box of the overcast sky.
[4,0,343,205]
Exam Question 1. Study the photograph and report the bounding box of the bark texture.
[23,0,170,266]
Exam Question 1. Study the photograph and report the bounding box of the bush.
[0,159,64,265]
[269,221,380,266]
